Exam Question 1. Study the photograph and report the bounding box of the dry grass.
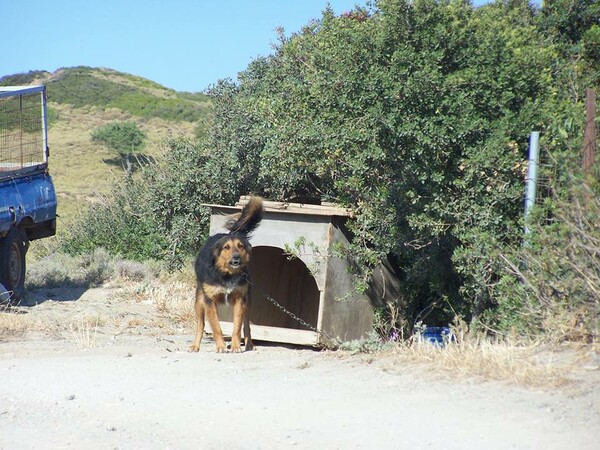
[0,307,110,343]
[69,316,100,349]
[348,323,599,388]
[394,338,569,387]
[0,308,33,338]
[107,262,196,333]
[1,252,193,340]
[113,279,196,326]
[154,282,196,324]
[342,302,595,387]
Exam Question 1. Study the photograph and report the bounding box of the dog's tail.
[226,196,264,236]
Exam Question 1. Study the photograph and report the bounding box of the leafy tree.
[91,121,146,176]
[206,0,558,329]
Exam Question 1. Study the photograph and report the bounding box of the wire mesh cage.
[0,86,47,175]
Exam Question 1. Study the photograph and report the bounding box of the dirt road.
[1,286,599,449]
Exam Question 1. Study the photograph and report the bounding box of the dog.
[189,196,263,353]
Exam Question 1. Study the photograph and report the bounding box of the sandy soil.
[1,285,599,450]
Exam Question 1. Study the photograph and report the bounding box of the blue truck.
[0,85,57,301]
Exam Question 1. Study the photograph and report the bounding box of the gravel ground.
[1,286,598,449]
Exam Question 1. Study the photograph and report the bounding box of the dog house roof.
[203,196,353,218]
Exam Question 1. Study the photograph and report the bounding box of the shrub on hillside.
[91,121,147,176]
[62,138,218,268]
[61,180,168,263]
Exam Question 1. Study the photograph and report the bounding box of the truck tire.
[0,228,28,301]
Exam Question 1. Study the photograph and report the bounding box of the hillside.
[0,67,212,231]
[0,67,211,121]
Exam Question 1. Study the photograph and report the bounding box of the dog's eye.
[237,242,244,250]
[224,244,231,250]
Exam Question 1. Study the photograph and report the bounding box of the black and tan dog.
[189,197,263,353]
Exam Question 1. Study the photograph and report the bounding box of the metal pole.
[524,131,540,234]
[41,86,49,164]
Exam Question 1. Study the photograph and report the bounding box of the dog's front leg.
[205,299,226,352]
[189,287,206,352]
[243,314,254,351]
[243,295,254,351]
[230,296,247,353]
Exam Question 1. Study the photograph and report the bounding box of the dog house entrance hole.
[249,246,320,330]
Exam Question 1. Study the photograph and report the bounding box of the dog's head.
[214,235,251,275]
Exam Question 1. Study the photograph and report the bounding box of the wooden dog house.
[204,196,374,346]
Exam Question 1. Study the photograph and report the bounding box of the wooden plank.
[320,223,374,342]
[203,196,352,217]
[204,202,352,218]
[210,321,320,346]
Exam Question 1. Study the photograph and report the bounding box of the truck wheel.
[0,228,28,302]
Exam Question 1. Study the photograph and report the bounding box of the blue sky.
[2,0,493,93]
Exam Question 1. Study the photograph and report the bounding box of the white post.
[524,131,540,234]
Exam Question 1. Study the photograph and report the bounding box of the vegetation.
[0,66,211,123]
[48,67,210,121]
[0,70,50,86]
[62,0,598,342]
[26,248,116,290]
[92,122,146,154]
[62,138,212,267]
[91,121,147,175]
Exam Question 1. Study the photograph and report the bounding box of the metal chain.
[263,291,341,347]
[245,276,341,347]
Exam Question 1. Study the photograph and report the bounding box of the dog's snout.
[231,252,241,264]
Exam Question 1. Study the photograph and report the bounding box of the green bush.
[197,0,559,330]
[26,248,115,289]
[62,182,168,263]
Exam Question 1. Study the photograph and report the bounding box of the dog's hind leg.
[189,287,206,352]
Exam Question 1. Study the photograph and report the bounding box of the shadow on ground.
[21,285,91,306]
